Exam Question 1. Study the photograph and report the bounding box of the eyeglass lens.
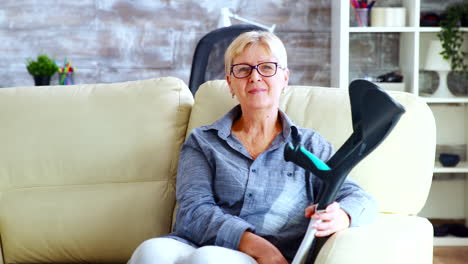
[231,62,278,78]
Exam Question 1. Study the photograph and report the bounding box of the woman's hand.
[239,231,288,264]
[304,202,350,237]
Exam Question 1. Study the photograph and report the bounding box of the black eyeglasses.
[230,62,282,79]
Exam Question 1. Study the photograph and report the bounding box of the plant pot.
[33,75,51,86]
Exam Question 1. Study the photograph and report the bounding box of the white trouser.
[128,238,258,264]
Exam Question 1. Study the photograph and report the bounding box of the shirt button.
[251,169,256,173]
[287,172,293,177]
[248,193,253,197]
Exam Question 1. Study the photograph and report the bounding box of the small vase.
[33,75,51,86]
[59,73,74,85]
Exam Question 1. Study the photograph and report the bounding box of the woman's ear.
[226,75,234,96]
[226,74,231,86]
[283,68,290,86]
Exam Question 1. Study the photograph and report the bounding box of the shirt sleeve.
[334,176,378,227]
[308,131,378,227]
[173,135,255,250]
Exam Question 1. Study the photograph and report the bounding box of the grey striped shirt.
[167,105,377,261]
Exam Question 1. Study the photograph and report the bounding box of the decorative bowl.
[439,153,460,167]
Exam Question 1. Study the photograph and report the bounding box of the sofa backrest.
[187,80,436,216]
[0,77,193,263]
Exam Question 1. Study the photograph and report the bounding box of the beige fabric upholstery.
[0,78,435,263]
[187,80,436,263]
[0,77,193,263]
[315,214,433,264]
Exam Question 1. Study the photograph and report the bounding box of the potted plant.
[25,53,59,86]
[437,3,468,77]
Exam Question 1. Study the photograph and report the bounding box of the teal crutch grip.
[298,146,331,171]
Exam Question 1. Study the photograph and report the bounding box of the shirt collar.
[203,104,297,141]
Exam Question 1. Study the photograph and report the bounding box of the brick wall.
[0,0,462,88]
[0,0,331,88]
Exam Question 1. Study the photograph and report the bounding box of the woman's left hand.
[304,202,350,237]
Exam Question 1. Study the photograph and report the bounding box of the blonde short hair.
[224,31,288,75]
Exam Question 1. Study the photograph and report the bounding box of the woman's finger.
[312,202,339,220]
[313,211,336,221]
[313,219,335,230]
[315,229,333,237]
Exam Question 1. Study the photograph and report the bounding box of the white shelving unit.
[434,236,468,247]
[433,223,468,246]
[434,162,468,174]
[424,98,468,104]
[331,0,468,247]
[331,0,420,94]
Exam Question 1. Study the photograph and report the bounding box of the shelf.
[421,97,468,104]
[349,27,417,33]
[434,236,468,246]
[348,27,468,33]
[434,161,468,174]
[419,27,441,33]
[418,27,468,33]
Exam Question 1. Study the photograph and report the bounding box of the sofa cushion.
[187,80,435,216]
[0,77,193,263]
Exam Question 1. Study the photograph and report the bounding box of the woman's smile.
[247,88,267,94]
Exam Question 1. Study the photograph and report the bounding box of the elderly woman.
[128,31,377,264]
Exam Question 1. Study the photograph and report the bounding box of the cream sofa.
[0,77,435,263]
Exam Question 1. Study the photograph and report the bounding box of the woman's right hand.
[238,231,288,264]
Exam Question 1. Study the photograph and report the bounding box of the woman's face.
[226,44,289,112]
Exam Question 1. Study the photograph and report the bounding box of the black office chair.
[188,24,267,95]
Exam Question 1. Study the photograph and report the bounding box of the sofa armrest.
[315,214,433,264]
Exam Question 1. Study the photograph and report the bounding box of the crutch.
[284,79,406,264]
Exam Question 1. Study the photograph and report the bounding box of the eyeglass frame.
[230,62,285,79]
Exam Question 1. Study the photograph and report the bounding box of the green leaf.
[25,53,59,77]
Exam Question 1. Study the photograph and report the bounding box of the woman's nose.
[249,68,262,82]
